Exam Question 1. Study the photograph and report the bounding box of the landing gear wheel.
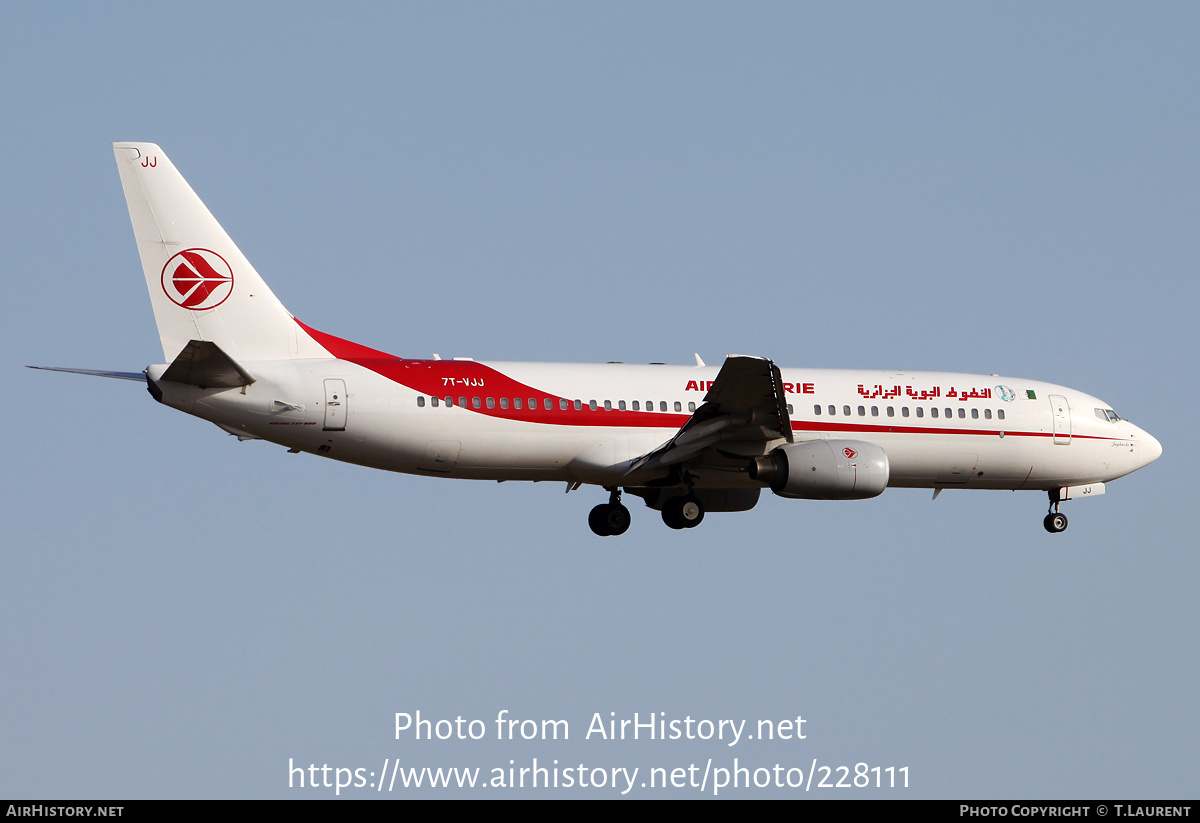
[662,502,685,530]
[678,495,704,528]
[1043,512,1068,533]
[604,504,631,536]
[662,495,705,530]
[589,503,631,536]
[589,504,611,536]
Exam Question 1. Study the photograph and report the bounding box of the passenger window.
[931,408,939,418]
[786,404,793,414]
[857,406,865,416]
[660,401,667,412]
[887,406,894,417]
[689,402,697,412]
[589,400,597,411]
[971,408,978,419]
[618,400,626,411]
[444,396,452,406]
[998,409,1005,420]
[902,407,909,417]
[984,408,992,419]
[513,398,521,409]
[473,397,481,409]
[500,398,508,409]
[843,405,851,416]
[944,408,952,418]
[486,397,495,409]
[916,407,924,418]
[958,408,965,418]
[871,406,879,417]
[632,401,640,411]
[459,396,467,407]
[574,400,582,410]
[674,401,682,412]
[828,405,836,416]
[814,404,822,415]
[560,399,568,410]
[432,397,439,408]
[417,396,425,407]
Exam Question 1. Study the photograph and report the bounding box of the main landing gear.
[662,494,704,530]
[1044,490,1068,533]
[589,488,631,537]
[587,488,708,534]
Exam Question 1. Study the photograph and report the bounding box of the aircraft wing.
[628,355,793,474]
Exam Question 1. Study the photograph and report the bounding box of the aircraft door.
[1050,394,1071,444]
[323,379,347,431]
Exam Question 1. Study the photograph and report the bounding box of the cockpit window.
[1095,408,1122,423]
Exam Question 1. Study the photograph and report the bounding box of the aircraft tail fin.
[112,143,329,363]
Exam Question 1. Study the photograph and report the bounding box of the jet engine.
[748,440,889,500]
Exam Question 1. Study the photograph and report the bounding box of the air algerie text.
[685,380,815,393]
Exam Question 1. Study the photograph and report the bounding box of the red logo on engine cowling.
[843,447,858,459]
[161,248,234,310]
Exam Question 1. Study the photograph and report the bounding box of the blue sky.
[2,2,1197,798]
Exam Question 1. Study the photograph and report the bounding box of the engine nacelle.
[748,440,889,500]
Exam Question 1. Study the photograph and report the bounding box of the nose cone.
[1140,430,1163,466]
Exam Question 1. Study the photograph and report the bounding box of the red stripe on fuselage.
[294,319,1126,442]
[296,319,684,428]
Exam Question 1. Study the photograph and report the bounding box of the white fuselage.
[147,357,1161,493]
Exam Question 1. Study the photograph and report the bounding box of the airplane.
[31,142,1162,536]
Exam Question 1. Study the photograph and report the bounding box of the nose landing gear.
[1043,512,1068,533]
[1044,491,1068,533]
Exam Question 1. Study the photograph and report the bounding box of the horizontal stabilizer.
[27,366,146,382]
[161,340,254,388]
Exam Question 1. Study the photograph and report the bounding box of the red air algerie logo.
[161,249,234,310]
[843,447,858,459]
